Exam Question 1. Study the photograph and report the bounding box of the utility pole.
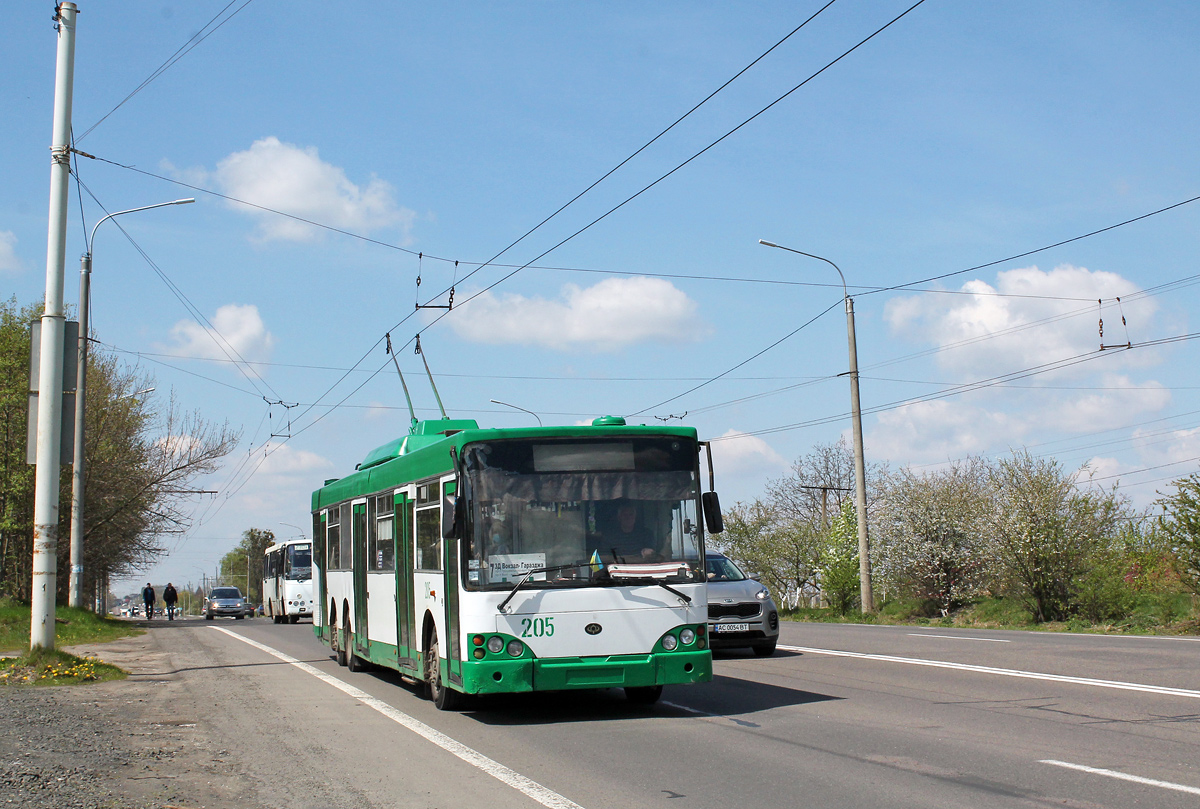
[31,3,77,650]
[799,484,851,530]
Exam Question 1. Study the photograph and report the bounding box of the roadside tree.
[1155,473,1200,596]
[820,503,861,615]
[220,528,276,605]
[716,499,822,609]
[988,452,1124,622]
[874,458,995,615]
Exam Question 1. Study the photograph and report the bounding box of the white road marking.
[778,645,1200,699]
[906,633,1010,642]
[211,627,585,809]
[1040,759,1200,796]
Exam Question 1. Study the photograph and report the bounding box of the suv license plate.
[714,623,750,633]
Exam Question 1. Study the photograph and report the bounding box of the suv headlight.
[755,588,769,601]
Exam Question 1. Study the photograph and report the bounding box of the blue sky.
[4,1,1199,595]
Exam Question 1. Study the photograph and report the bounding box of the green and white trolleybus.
[312,415,723,709]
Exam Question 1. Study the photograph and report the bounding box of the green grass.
[0,646,126,686]
[0,597,141,654]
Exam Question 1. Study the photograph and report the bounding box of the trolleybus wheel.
[425,632,464,711]
[334,619,348,667]
[624,685,663,705]
[347,635,364,672]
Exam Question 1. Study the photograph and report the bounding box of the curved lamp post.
[68,198,194,608]
[758,239,874,613]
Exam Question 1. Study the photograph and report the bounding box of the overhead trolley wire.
[76,0,260,143]
[395,0,932,392]
[866,194,1200,296]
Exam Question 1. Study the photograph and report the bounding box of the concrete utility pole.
[68,199,191,608]
[759,239,875,612]
[31,3,78,650]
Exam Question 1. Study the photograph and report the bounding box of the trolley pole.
[31,3,78,650]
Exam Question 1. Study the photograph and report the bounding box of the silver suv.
[205,586,248,620]
[705,553,779,656]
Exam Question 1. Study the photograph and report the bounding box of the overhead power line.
[76,0,260,142]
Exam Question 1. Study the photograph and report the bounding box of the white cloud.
[867,399,1024,465]
[255,442,331,476]
[708,429,787,479]
[1133,424,1200,467]
[165,304,275,363]
[885,264,1155,377]
[1034,375,1170,434]
[0,231,23,274]
[203,137,414,242]
[448,277,710,350]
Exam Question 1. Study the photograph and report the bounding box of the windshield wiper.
[496,563,592,613]
[605,570,693,604]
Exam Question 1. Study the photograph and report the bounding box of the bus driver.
[605,500,660,563]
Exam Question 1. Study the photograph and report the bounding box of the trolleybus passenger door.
[442,477,462,686]
[313,511,327,639]
[396,490,416,671]
[352,499,369,658]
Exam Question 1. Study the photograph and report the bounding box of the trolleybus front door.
[352,499,368,658]
[442,478,462,686]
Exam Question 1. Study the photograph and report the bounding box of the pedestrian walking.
[142,583,156,620]
[163,582,178,621]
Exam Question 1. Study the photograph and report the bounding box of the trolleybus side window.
[340,503,353,570]
[414,482,441,571]
[326,508,341,570]
[370,492,395,571]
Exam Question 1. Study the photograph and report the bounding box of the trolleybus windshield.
[461,437,705,590]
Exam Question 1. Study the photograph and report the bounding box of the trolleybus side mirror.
[441,493,459,539]
[702,491,723,534]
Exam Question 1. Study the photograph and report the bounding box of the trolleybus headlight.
[487,636,505,654]
[661,633,678,651]
[507,640,524,657]
[680,628,696,645]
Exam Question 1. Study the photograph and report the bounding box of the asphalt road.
[147,617,1200,808]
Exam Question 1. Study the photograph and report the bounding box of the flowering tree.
[716,499,822,609]
[988,452,1123,622]
[819,503,860,615]
[874,458,994,614]
[1156,473,1200,596]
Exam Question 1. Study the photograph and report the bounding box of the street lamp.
[758,239,875,613]
[68,199,194,609]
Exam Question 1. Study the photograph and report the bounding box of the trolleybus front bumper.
[460,649,711,695]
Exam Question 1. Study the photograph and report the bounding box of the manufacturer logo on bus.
[585,623,602,635]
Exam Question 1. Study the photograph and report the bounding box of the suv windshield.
[210,587,242,599]
[706,555,747,582]
[462,436,705,590]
